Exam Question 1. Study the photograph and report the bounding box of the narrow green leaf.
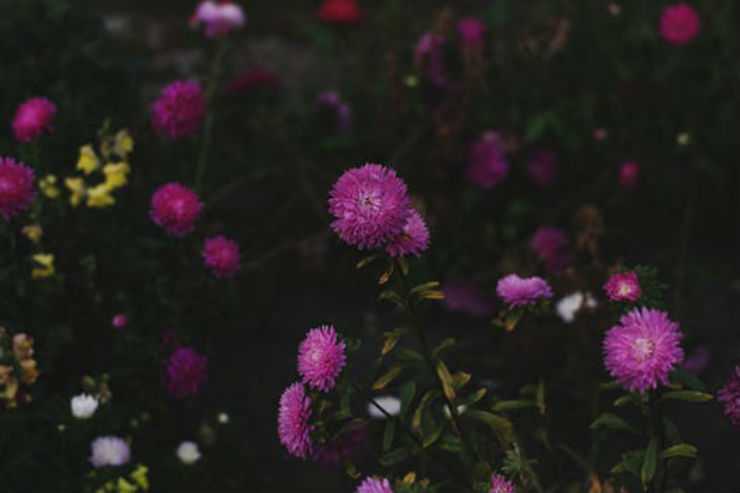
[400,381,416,418]
[379,447,409,466]
[536,379,546,415]
[372,364,402,391]
[378,290,405,309]
[356,254,378,270]
[383,419,396,452]
[661,391,713,402]
[492,400,537,413]
[432,338,456,358]
[661,443,698,459]
[435,360,456,401]
[641,439,658,488]
[410,281,441,296]
[422,419,444,448]
[462,388,488,407]
[614,393,641,408]
[465,410,514,446]
[412,390,440,431]
[590,413,638,434]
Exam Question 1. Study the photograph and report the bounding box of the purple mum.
[496,274,553,307]
[202,235,241,278]
[718,366,740,426]
[278,382,313,459]
[298,325,347,392]
[165,346,208,399]
[603,271,642,302]
[150,183,203,237]
[151,80,206,140]
[603,308,684,393]
[0,157,35,221]
[489,474,515,493]
[385,209,430,258]
[328,164,411,250]
[466,131,510,189]
[12,97,57,143]
[356,477,394,493]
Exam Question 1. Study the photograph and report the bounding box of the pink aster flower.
[496,274,553,307]
[489,473,515,493]
[151,81,206,140]
[356,477,393,493]
[603,308,684,393]
[12,97,57,143]
[603,271,642,302]
[298,325,346,392]
[150,183,203,237]
[458,17,487,50]
[165,346,208,399]
[202,235,241,278]
[619,161,640,189]
[112,313,128,330]
[659,3,700,46]
[466,131,510,189]
[414,32,448,88]
[191,1,246,38]
[443,281,494,317]
[0,157,35,221]
[385,209,430,258]
[527,150,558,188]
[278,382,313,459]
[530,226,570,273]
[718,366,740,427]
[328,164,411,250]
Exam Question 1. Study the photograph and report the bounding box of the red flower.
[226,67,280,94]
[317,0,362,24]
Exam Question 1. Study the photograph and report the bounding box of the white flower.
[367,395,401,419]
[176,441,202,465]
[556,291,598,323]
[443,404,468,419]
[90,436,130,468]
[217,412,230,424]
[71,394,99,419]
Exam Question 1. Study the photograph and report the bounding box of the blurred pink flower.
[496,274,553,307]
[112,314,128,329]
[458,17,487,50]
[414,32,448,88]
[466,131,510,189]
[318,0,363,24]
[660,3,700,45]
[202,235,241,278]
[527,150,558,188]
[0,157,35,221]
[619,161,640,189]
[12,97,56,143]
[151,81,206,140]
[191,1,246,38]
[603,271,641,302]
[278,382,313,459]
[150,183,203,237]
[385,209,430,258]
[165,347,208,399]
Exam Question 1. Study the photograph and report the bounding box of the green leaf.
[437,434,463,453]
[412,390,440,431]
[356,255,379,270]
[396,348,424,364]
[492,400,537,413]
[662,443,698,460]
[432,338,456,358]
[372,364,402,391]
[465,410,514,446]
[614,393,641,408]
[383,419,396,452]
[400,381,416,418]
[670,367,706,391]
[461,388,488,407]
[590,413,637,434]
[435,360,457,401]
[661,390,714,402]
[536,379,546,415]
[641,439,658,488]
[410,281,441,296]
[379,447,409,466]
[381,328,406,356]
[422,419,444,448]
[378,289,405,309]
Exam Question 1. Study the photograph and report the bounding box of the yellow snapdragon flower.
[31,254,54,280]
[39,174,60,199]
[116,478,138,493]
[21,224,43,244]
[102,162,130,190]
[130,465,149,491]
[77,145,100,175]
[114,130,134,158]
[86,183,115,208]
[64,177,86,207]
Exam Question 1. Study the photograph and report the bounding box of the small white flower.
[176,441,202,465]
[367,395,401,419]
[443,404,468,419]
[557,291,599,323]
[217,412,230,424]
[90,436,130,468]
[71,394,99,419]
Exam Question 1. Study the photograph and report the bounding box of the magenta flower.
[151,81,206,140]
[603,308,684,393]
[458,17,487,50]
[660,3,700,46]
[718,366,740,426]
[489,474,515,493]
[385,209,430,258]
[0,157,35,221]
[298,325,346,392]
[603,271,642,302]
[165,346,208,399]
[466,131,510,189]
[414,32,447,88]
[530,226,570,273]
[12,97,57,143]
[150,183,203,237]
[619,161,640,189]
[278,382,313,459]
[442,281,494,317]
[203,235,241,278]
[112,314,128,330]
[496,274,553,307]
[328,164,411,250]
[191,1,246,38]
[527,150,558,188]
[356,477,393,493]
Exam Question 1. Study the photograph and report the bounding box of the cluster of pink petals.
[489,473,515,493]
[527,150,558,188]
[317,0,363,24]
[457,17,487,50]
[0,157,36,221]
[328,164,411,250]
[278,382,314,459]
[414,32,448,88]
[112,314,128,330]
[466,131,510,189]
[530,226,570,273]
[165,346,208,399]
[717,366,740,426]
[603,271,642,302]
[150,183,203,237]
[202,235,241,278]
[12,97,57,143]
[298,325,347,392]
[356,477,393,493]
[151,81,206,140]
[442,281,494,317]
[603,308,684,393]
[660,3,700,46]
[191,1,246,38]
[619,161,640,189]
[385,209,430,258]
[496,274,553,307]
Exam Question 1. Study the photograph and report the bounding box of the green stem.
[195,41,228,194]
[647,392,665,493]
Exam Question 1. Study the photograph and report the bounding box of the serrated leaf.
[380,447,409,466]
[590,413,637,434]
[383,419,396,452]
[492,400,537,412]
[662,443,697,459]
[465,410,514,446]
[373,365,402,391]
[641,439,658,487]
[661,390,713,402]
[435,360,456,401]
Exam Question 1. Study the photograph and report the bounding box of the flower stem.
[647,391,666,493]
